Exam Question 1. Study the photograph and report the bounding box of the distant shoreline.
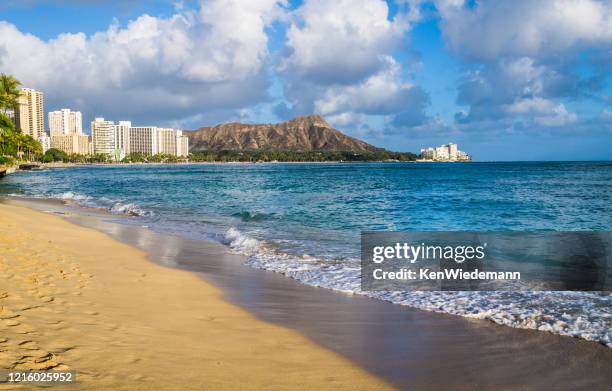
[4,160,610,175]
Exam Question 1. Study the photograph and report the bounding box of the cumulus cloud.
[277,0,430,137]
[0,0,287,128]
[454,57,581,126]
[313,59,426,116]
[281,0,409,85]
[430,1,611,132]
[435,0,612,60]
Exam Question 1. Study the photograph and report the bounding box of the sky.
[0,0,610,160]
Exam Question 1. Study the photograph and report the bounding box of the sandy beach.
[0,202,391,390]
[2,198,611,390]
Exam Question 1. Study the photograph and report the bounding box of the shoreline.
[5,198,612,390]
[0,201,392,390]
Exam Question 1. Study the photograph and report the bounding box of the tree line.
[189,149,417,162]
[38,149,417,164]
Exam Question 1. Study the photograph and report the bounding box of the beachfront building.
[49,108,86,154]
[129,126,159,155]
[435,145,450,160]
[420,143,471,162]
[91,118,187,159]
[158,128,189,157]
[51,134,90,155]
[448,143,458,160]
[14,88,45,139]
[49,108,82,136]
[157,128,175,155]
[177,132,189,157]
[91,117,117,156]
[113,121,131,160]
[420,147,435,160]
[38,133,51,153]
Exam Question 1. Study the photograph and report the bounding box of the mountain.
[186,115,380,152]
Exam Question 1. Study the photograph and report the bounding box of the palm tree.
[0,74,22,115]
[20,134,42,161]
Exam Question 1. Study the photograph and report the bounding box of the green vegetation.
[189,149,418,162]
[42,148,113,163]
[121,153,186,163]
[0,74,21,115]
[0,74,42,164]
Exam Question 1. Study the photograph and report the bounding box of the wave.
[55,192,153,217]
[223,227,612,347]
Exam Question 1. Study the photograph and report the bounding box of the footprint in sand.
[3,320,21,327]
[17,341,39,351]
[38,296,54,303]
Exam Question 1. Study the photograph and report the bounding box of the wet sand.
[6,198,612,390]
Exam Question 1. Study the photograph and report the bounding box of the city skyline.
[11,86,189,158]
[0,1,610,160]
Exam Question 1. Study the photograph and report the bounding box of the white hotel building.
[421,143,470,162]
[91,117,116,156]
[49,109,82,135]
[91,118,189,160]
[49,108,90,155]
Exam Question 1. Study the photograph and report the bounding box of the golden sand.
[0,203,392,390]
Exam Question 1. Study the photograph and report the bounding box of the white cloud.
[505,97,577,126]
[281,0,409,85]
[435,0,612,60]
[277,0,430,135]
[0,0,286,127]
[534,104,577,126]
[505,97,557,115]
[313,58,423,116]
[455,56,586,129]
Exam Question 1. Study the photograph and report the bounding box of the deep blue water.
[1,162,611,345]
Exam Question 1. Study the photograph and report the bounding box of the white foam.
[17,191,154,217]
[223,227,612,347]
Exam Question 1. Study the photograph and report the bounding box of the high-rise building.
[177,131,189,157]
[91,117,116,156]
[435,145,450,160]
[113,121,131,160]
[129,126,158,155]
[14,88,44,139]
[157,128,177,155]
[157,128,189,157]
[448,143,458,161]
[51,134,90,155]
[49,109,82,136]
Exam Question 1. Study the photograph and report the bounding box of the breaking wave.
[54,191,152,216]
[223,227,612,347]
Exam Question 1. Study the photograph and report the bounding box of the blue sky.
[0,0,610,160]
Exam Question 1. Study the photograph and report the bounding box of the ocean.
[1,161,611,345]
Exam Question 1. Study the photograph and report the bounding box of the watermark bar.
[0,370,76,385]
[361,231,612,291]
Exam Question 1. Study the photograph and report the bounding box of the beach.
[0,202,391,390]
[1,199,611,390]
[1,161,611,390]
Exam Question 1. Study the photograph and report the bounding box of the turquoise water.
[1,162,611,345]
